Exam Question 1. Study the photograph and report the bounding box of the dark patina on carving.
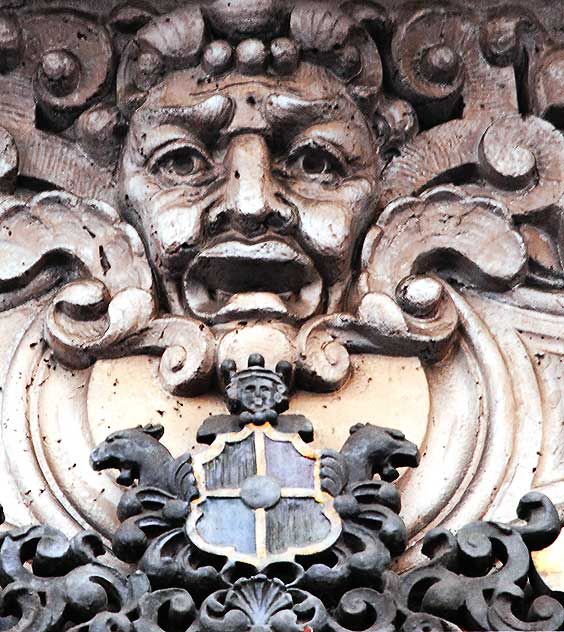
[221,353,292,424]
[0,357,561,631]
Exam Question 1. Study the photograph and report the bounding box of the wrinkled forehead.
[128,63,376,153]
[148,63,345,106]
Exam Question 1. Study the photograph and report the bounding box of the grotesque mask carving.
[5,3,564,610]
[116,3,394,328]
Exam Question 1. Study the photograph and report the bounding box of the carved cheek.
[121,171,156,219]
[299,202,351,262]
[146,195,205,263]
[119,139,151,198]
[296,179,375,273]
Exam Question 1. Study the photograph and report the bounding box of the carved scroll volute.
[390,6,467,126]
[0,191,152,309]
[296,185,528,394]
[18,12,114,131]
[0,359,552,632]
[382,1,564,242]
[116,6,207,116]
[476,114,564,219]
[381,113,564,235]
[389,5,518,127]
[0,188,216,396]
[0,3,564,630]
[530,43,564,127]
[355,187,527,301]
[0,13,118,201]
[353,187,526,370]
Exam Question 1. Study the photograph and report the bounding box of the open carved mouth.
[183,238,323,324]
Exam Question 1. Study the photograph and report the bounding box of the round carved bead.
[62,573,109,617]
[78,104,117,138]
[479,119,537,191]
[420,45,460,84]
[240,475,282,509]
[486,24,518,63]
[396,275,444,318]
[39,49,80,97]
[0,15,21,73]
[202,40,233,75]
[76,104,124,165]
[270,37,299,74]
[236,38,267,75]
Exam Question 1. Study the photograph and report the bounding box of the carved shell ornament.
[1,0,564,630]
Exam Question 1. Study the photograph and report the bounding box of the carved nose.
[224,134,292,236]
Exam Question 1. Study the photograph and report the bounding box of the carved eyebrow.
[265,93,369,163]
[142,94,235,138]
[264,94,346,132]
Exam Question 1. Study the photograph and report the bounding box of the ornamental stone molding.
[2,0,564,629]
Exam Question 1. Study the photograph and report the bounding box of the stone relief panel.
[2,0,564,629]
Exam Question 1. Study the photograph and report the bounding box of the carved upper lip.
[183,237,323,324]
[192,240,316,293]
[90,446,118,472]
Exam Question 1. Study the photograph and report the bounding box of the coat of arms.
[188,422,341,566]
[185,354,340,566]
[0,352,555,631]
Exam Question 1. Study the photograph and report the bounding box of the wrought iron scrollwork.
[0,355,559,631]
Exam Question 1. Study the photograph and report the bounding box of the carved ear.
[349,423,365,435]
[142,423,164,440]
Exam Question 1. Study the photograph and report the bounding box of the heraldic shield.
[186,423,342,567]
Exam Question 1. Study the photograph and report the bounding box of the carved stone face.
[239,376,282,414]
[120,63,381,325]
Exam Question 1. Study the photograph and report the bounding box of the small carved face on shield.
[223,354,291,420]
[239,376,285,414]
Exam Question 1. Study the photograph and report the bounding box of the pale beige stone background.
[88,354,429,457]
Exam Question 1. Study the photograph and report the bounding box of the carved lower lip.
[183,239,323,324]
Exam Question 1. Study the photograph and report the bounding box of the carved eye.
[286,141,346,181]
[388,429,405,440]
[149,143,213,186]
